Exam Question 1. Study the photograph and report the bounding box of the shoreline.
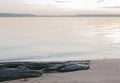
[0,57,119,63]
[1,58,120,83]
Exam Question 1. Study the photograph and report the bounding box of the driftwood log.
[0,60,90,82]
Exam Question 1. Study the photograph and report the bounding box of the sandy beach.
[1,0,120,83]
[1,59,120,83]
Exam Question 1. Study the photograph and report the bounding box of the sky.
[0,0,120,14]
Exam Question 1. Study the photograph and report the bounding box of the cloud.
[97,0,104,3]
[103,6,120,8]
[55,0,72,3]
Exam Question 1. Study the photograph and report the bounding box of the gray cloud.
[97,0,104,3]
[55,0,71,3]
[103,6,120,8]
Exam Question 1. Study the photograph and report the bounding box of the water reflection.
[0,17,120,61]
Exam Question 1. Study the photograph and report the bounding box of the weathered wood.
[0,60,90,82]
[0,68,42,81]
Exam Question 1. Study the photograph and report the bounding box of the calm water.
[0,17,120,62]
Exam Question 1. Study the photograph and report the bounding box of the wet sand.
[1,59,120,83]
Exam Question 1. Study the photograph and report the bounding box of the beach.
[1,0,120,83]
[1,59,120,83]
[0,17,120,83]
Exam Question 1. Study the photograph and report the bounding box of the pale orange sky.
[0,0,120,14]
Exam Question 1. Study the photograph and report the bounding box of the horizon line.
[1,13,120,17]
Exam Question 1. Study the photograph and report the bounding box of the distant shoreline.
[1,13,120,17]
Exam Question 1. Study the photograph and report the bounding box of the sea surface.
[0,17,120,62]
